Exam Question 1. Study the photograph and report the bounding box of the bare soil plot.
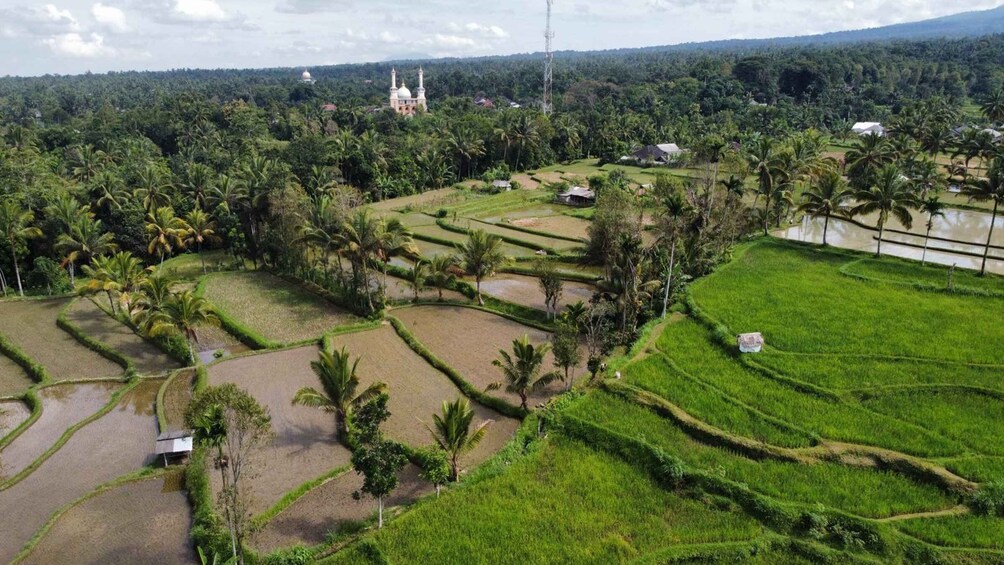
[477,204,572,223]
[207,347,353,513]
[0,299,123,381]
[161,370,195,432]
[203,272,359,344]
[0,380,160,563]
[327,326,517,449]
[67,299,180,376]
[0,399,31,442]
[23,471,195,565]
[0,382,121,480]
[477,273,596,311]
[382,277,467,303]
[0,353,32,397]
[254,465,431,553]
[510,174,540,189]
[505,216,591,241]
[368,188,466,212]
[395,212,439,228]
[393,306,586,407]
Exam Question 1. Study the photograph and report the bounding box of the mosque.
[389,68,427,116]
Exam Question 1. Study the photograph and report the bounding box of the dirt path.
[875,505,969,523]
[67,299,180,376]
[0,382,121,480]
[23,471,196,564]
[0,380,160,563]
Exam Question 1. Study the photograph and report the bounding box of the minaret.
[389,68,398,109]
[417,68,427,111]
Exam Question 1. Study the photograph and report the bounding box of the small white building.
[300,70,316,85]
[155,430,193,465]
[557,186,596,206]
[621,143,688,166]
[492,180,513,191]
[852,122,885,137]
[737,332,764,354]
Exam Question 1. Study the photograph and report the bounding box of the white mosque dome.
[397,84,412,100]
[302,70,312,80]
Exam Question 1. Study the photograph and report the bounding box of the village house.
[737,332,765,354]
[851,122,885,136]
[557,186,596,206]
[621,143,688,166]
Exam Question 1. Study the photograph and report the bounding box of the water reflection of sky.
[778,207,1004,276]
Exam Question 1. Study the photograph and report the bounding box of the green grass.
[896,515,1004,550]
[650,317,962,457]
[326,437,765,564]
[691,240,1004,363]
[842,257,1004,296]
[439,189,552,218]
[938,456,1004,483]
[565,392,957,519]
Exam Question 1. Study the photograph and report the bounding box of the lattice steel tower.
[543,0,555,115]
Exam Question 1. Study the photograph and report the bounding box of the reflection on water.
[779,208,1004,276]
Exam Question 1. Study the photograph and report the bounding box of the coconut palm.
[851,165,920,257]
[340,209,384,312]
[0,199,43,296]
[134,165,173,212]
[146,207,190,266]
[488,335,562,410]
[845,134,897,189]
[918,197,947,266]
[292,347,386,441]
[147,290,218,364]
[131,273,176,327]
[460,229,507,305]
[423,398,491,481]
[657,192,692,317]
[429,254,459,301]
[375,218,419,295]
[797,171,853,246]
[745,135,787,235]
[183,208,220,274]
[93,171,130,213]
[180,163,215,209]
[407,260,430,302]
[55,216,118,286]
[961,159,1004,276]
[981,88,1004,124]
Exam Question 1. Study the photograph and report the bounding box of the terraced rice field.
[206,347,353,513]
[0,382,120,479]
[327,325,518,450]
[0,299,123,381]
[500,215,591,241]
[367,188,466,212]
[66,299,180,375]
[462,220,581,252]
[0,399,31,441]
[159,370,195,432]
[23,472,195,565]
[392,306,584,407]
[477,273,596,311]
[382,276,467,302]
[411,225,532,257]
[0,380,160,563]
[203,272,359,344]
[0,353,32,397]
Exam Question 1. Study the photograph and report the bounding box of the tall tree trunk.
[661,239,676,318]
[69,262,75,287]
[822,214,830,246]
[922,223,932,266]
[980,200,999,276]
[876,220,885,257]
[763,196,770,236]
[378,496,384,529]
[199,241,206,274]
[476,277,484,306]
[13,250,24,297]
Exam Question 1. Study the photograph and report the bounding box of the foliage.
[292,345,386,441]
[423,398,490,482]
[488,334,563,410]
[350,394,409,529]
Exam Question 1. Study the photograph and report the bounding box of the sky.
[1,0,1003,77]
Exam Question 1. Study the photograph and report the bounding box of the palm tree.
[460,230,507,305]
[147,290,219,364]
[657,192,691,318]
[292,347,386,440]
[423,398,490,481]
[146,207,190,266]
[69,144,107,183]
[180,163,215,209]
[429,254,459,301]
[962,159,1004,276]
[797,171,853,246]
[341,209,382,312]
[134,165,173,212]
[189,403,238,561]
[375,218,419,295]
[845,134,897,189]
[183,208,219,274]
[0,199,43,296]
[488,335,562,410]
[55,216,118,286]
[918,197,947,266]
[745,135,786,235]
[981,88,1004,124]
[93,171,130,213]
[851,165,920,257]
[407,260,430,302]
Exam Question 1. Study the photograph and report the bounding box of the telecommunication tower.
[543,0,554,115]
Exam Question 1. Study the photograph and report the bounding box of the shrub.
[436,208,448,218]
[969,482,1004,516]
[262,546,314,565]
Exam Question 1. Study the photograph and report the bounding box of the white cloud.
[172,0,228,22]
[454,22,509,39]
[91,3,129,32]
[43,32,115,57]
[42,4,80,29]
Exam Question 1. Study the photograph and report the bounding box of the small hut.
[557,186,596,206]
[155,430,193,466]
[492,180,513,192]
[737,333,764,354]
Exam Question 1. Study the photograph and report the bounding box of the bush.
[28,257,71,295]
[436,208,448,218]
[262,546,314,565]
[969,482,1004,516]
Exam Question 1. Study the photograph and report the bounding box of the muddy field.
[412,225,533,257]
[0,399,31,441]
[504,215,591,241]
[207,347,353,513]
[203,272,359,344]
[327,326,517,449]
[463,220,581,253]
[254,465,431,553]
[0,353,32,397]
[477,274,596,311]
[67,299,180,375]
[382,276,468,303]
[0,300,123,381]
[23,472,195,565]
[0,382,121,479]
[393,306,585,407]
[0,379,160,563]
[160,370,195,432]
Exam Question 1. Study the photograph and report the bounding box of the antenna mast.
[543,0,554,115]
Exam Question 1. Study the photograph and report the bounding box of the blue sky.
[1,0,1002,77]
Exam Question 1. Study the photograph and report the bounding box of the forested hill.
[615,5,1004,54]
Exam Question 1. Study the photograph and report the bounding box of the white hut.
[737,333,764,354]
[155,430,193,465]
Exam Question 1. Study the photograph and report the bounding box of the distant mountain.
[571,5,1004,56]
